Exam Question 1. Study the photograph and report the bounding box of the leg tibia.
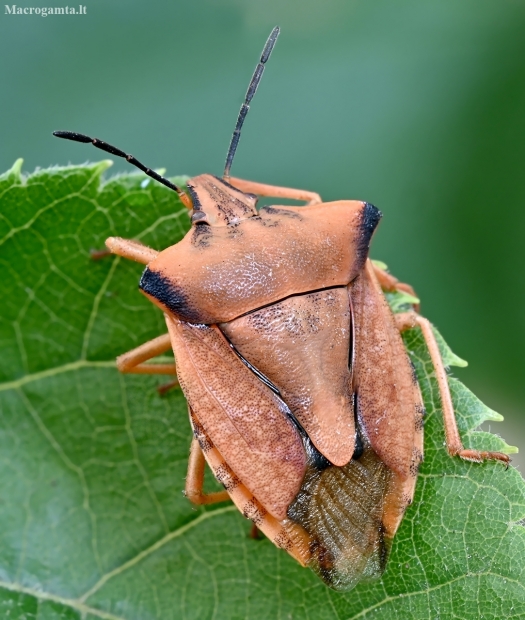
[190,408,312,565]
[396,312,510,466]
[373,264,419,301]
[185,438,231,505]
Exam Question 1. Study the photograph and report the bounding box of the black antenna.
[223,26,280,180]
[52,131,191,207]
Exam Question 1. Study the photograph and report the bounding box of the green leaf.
[371,259,388,271]
[384,288,421,313]
[431,325,469,369]
[1,162,524,619]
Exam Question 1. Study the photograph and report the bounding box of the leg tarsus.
[451,448,510,467]
[185,438,231,506]
[397,311,510,466]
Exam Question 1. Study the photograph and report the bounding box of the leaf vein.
[0,359,116,392]
[79,505,236,603]
[345,571,525,619]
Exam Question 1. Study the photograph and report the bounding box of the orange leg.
[90,249,112,260]
[116,333,176,375]
[117,339,229,505]
[228,176,322,205]
[185,438,231,505]
[373,262,419,301]
[105,236,159,265]
[189,407,311,564]
[116,333,179,393]
[395,312,510,466]
[157,379,180,396]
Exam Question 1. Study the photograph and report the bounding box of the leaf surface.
[0,161,523,619]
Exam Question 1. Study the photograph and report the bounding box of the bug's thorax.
[138,178,382,325]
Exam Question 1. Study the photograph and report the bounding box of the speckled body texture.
[140,175,376,324]
[166,316,306,521]
[350,261,424,481]
[137,173,423,590]
[221,288,354,466]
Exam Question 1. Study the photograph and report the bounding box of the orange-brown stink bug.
[53,27,509,591]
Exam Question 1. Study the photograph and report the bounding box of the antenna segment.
[53,131,191,208]
[223,26,280,180]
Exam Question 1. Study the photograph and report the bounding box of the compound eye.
[191,210,209,226]
[246,193,258,206]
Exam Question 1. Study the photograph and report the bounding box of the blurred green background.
[1,0,524,469]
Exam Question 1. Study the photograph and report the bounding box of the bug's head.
[187,174,258,227]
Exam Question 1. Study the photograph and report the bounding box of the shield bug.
[53,26,510,591]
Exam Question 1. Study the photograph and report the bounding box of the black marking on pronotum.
[260,206,302,219]
[191,223,214,248]
[354,202,382,269]
[139,268,198,322]
[361,202,382,235]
